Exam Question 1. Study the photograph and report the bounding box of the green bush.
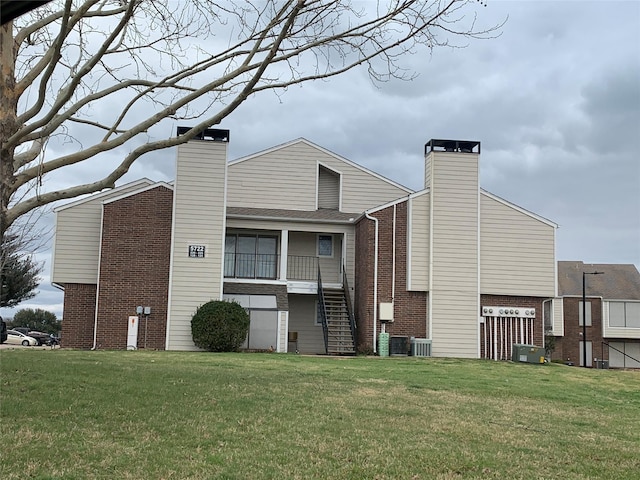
[191,300,250,352]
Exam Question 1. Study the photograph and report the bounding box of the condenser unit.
[410,338,432,357]
[511,344,545,364]
[390,336,409,356]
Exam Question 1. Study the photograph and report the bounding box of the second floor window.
[225,234,277,279]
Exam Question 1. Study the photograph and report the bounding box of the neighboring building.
[52,129,558,358]
[552,261,640,368]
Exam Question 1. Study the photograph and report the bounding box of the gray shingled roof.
[558,261,640,299]
[226,207,358,223]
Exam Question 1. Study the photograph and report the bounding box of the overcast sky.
[2,0,639,320]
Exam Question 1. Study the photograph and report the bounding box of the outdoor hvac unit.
[389,336,409,356]
[511,344,545,364]
[595,359,609,369]
[410,338,432,357]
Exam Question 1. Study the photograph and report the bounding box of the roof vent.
[177,126,230,142]
[425,139,480,155]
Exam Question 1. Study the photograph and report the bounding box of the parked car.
[1,317,7,344]
[11,327,51,346]
[5,330,38,346]
[27,331,50,346]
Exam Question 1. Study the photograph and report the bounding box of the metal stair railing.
[317,266,329,354]
[342,263,357,353]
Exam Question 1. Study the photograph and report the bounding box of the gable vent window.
[318,165,340,210]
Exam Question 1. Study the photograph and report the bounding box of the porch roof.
[226,207,358,224]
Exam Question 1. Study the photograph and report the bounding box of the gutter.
[226,214,356,225]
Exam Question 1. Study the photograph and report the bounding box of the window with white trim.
[224,234,277,279]
[609,301,640,328]
[317,234,333,257]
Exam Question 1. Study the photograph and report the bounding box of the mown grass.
[1,350,639,479]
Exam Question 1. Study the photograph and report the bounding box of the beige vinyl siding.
[279,311,288,352]
[429,152,479,358]
[288,294,325,354]
[343,230,355,305]
[553,298,564,336]
[51,181,153,285]
[288,231,317,257]
[424,158,431,191]
[227,141,408,212]
[480,193,555,297]
[227,142,315,210]
[408,193,429,291]
[166,140,227,351]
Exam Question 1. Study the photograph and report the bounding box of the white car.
[6,330,38,346]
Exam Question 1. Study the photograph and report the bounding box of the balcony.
[224,254,323,281]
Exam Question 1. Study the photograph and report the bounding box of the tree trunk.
[0,21,19,240]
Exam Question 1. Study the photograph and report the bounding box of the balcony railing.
[287,255,318,281]
[224,253,278,279]
[224,254,323,281]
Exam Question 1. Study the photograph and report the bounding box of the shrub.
[544,332,556,357]
[357,343,375,356]
[191,300,250,352]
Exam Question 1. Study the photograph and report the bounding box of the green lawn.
[1,350,639,479]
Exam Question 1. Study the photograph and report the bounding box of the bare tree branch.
[1,0,504,237]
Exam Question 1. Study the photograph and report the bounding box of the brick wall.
[480,294,545,359]
[354,202,427,353]
[553,297,604,366]
[61,283,97,349]
[355,214,374,351]
[95,186,173,349]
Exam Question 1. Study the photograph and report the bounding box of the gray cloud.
[3,0,638,320]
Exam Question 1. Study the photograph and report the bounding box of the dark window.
[225,234,278,279]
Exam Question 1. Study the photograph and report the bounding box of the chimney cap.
[425,139,480,155]
[177,126,230,142]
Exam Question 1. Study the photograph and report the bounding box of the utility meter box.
[512,344,545,364]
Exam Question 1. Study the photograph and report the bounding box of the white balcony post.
[279,229,289,281]
[341,232,347,281]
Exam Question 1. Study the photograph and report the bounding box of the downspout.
[365,211,379,353]
[476,174,481,358]
[428,188,434,341]
[92,205,106,350]
[91,297,99,350]
[392,205,396,302]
